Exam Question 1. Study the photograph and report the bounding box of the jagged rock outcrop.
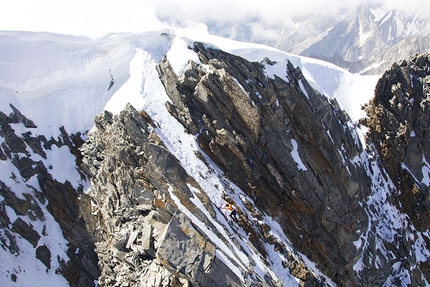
[363,53,430,230]
[156,42,374,286]
[0,104,99,286]
[80,104,272,286]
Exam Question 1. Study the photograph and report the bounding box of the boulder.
[157,213,242,287]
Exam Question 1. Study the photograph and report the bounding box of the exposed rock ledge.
[80,104,274,286]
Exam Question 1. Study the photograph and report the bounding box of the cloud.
[0,0,165,37]
[146,0,429,25]
[0,0,429,38]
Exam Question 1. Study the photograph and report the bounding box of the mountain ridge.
[0,31,429,286]
[207,5,430,75]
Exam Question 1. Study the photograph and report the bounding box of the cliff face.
[363,54,430,231]
[157,43,371,285]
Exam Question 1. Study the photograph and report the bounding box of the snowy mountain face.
[0,30,429,287]
[206,5,430,75]
[296,6,430,74]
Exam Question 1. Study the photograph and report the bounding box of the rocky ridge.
[79,104,284,286]
[363,53,430,230]
[155,43,430,285]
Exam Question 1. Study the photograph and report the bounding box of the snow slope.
[0,29,381,286]
[167,29,380,122]
[0,29,379,138]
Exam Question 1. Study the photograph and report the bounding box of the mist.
[1,0,429,38]
[148,0,429,25]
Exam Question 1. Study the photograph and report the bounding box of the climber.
[225,203,239,222]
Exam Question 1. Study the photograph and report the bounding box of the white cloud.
[146,0,429,25]
[0,0,165,37]
[0,0,428,37]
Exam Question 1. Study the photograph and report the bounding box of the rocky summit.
[1,38,430,286]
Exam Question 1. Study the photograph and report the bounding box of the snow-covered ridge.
[0,29,378,137]
[0,31,171,139]
[171,30,380,122]
[4,28,418,286]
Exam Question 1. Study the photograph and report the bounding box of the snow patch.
[359,21,372,46]
[422,156,430,186]
[103,49,146,114]
[290,139,307,171]
[43,145,82,189]
[371,8,388,22]
[263,60,290,83]
[298,80,309,99]
[166,36,200,76]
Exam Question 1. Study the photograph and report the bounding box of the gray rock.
[157,42,370,285]
[11,218,40,248]
[126,230,139,249]
[114,233,130,251]
[36,244,51,269]
[140,224,152,252]
[157,214,243,287]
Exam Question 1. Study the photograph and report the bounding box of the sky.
[1,0,429,38]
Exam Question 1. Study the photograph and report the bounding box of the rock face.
[156,42,373,285]
[80,104,259,286]
[363,53,430,230]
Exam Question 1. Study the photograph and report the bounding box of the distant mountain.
[0,30,429,286]
[297,6,430,74]
[207,5,430,74]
